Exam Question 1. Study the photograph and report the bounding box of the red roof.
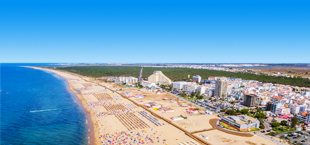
[189,108,196,111]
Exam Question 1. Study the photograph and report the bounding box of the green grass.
[220,122,238,131]
[272,126,296,133]
[52,66,310,87]
[250,127,260,131]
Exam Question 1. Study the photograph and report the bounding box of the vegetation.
[240,109,249,114]
[291,115,299,128]
[280,120,288,126]
[54,66,310,87]
[272,126,295,133]
[250,128,260,131]
[220,122,237,131]
[266,132,276,136]
[271,122,280,127]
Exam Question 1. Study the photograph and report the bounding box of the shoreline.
[26,66,276,145]
[66,79,96,145]
[28,66,98,145]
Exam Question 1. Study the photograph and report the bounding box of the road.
[256,133,287,145]
[264,120,271,130]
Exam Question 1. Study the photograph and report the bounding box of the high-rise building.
[214,77,228,99]
[266,101,273,111]
[192,75,201,83]
[148,71,172,85]
[243,94,259,107]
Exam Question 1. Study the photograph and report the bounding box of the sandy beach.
[29,67,276,145]
[30,67,201,145]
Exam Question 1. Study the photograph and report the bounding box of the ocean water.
[1,64,88,145]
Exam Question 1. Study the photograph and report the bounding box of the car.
[285,137,288,139]
[266,130,271,132]
[261,131,265,133]
[293,137,297,139]
[301,140,305,142]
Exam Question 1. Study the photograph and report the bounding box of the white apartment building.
[115,76,138,84]
[197,85,206,95]
[183,82,198,93]
[298,112,310,123]
[172,81,189,90]
[214,77,228,98]
[291,104,300,114]
[192,75,201,83]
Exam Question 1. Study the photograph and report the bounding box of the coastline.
[28,66,98,145]
[25,66,276,145]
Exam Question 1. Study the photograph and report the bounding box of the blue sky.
[1,0,309,63]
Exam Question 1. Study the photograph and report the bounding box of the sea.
[1,63,88,145]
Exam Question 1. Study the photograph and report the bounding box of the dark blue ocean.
[1,64,88,145]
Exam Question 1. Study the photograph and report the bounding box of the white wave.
[29,109,58,113]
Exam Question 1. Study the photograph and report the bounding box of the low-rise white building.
[115,76,138,84]
[141,81,157,88]
[172,81,189,90]
[197,85,206,95]
[276,107,290,115]
[291,104,300,114]
[192,75,201,83]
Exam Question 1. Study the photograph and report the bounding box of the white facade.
[115,76,138,84]
[184,83,198,92]
[192,75,201,83]
[215,77,228,98]
[172,81,189,90]
[276,107,290,115]
[291,105,300,114]
[197,86,206,95]
[148,71,172,85]
[141,81,157,88]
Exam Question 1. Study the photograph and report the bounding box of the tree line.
[54,66,310,87]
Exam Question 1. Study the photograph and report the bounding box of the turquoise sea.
[1,64,88,145]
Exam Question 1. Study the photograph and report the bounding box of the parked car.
[261,131,265,133]
[266,130,271,132]
[301,140,305,142]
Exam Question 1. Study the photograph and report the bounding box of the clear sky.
[1,0,309,63]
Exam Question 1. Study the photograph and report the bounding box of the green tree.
[226,109,235,115]
[291,115,299,128]
[271,122,280,127]
[256,113,266,119]
[280,120,288,126]
[190,92,195,98]
[240,109,249,114]
[197,95,204,100]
